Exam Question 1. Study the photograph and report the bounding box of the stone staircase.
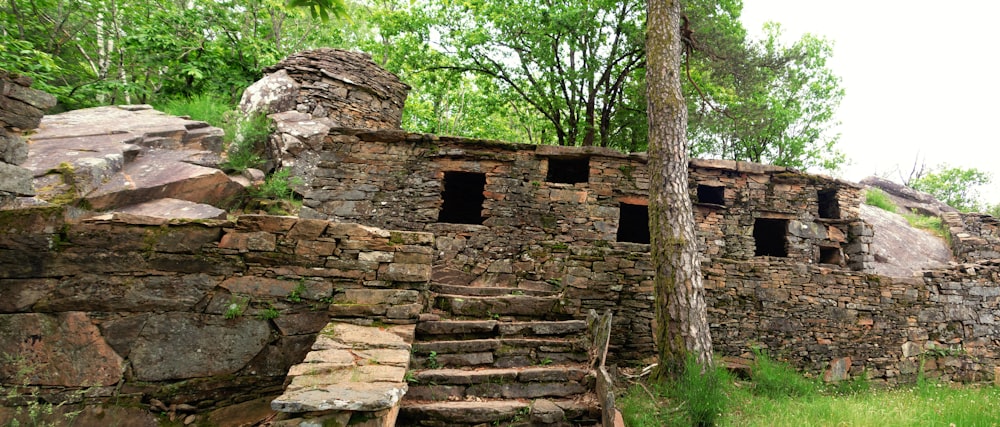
[397,283,602,426]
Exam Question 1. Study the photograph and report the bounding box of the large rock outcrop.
[860,176,957,217]
[0,71,57,206]
[20,105,241,218]
[239,48,410,179]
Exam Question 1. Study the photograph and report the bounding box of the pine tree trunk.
[645,0,713,379]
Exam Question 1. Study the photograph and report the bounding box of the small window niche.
[546,156,590,184]
[753,218,788,257]
[617,203,650,244]
[697,184,726,206]
[818,188,841,219]
[437,171,486,225]
[819,246,843,265]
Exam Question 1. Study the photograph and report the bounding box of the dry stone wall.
[283,126,1000,384]
[945,211,1000,263]
[0,207,432,409]
[0,72,56,205]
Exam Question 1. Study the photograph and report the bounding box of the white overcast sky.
[740,1,1000,203]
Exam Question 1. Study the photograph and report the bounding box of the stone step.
[431,283,559,297]
[404,365,593,402]
[432,293,571,320]
[410,338,588,369]
[415,319,587,340]
[397,397,601,427]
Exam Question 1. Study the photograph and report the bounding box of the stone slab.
[114,198,227,220]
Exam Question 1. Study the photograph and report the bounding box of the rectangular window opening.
[437,171,486,224]
[753,218,788,257]
[617,203,650,244]
[819,246,843,265]
[697,184,726,205]
[546,156,590,184]
[818,188,841,219]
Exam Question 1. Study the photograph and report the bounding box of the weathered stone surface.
[129,313,270,381]
[274,322,413,414]
[336,288,418,305]
[33,105,223,153]
[206,396,279,427]
[33,273,216,312]
[84,150,244,210]
[271,382,407,413]
[378,263,432,282]
[398,401,525,424]
[862,204,951,277]
[114,198,227,220]
[273,311,330,336]
[530,399,565,424]
[0,128,27,164]
[0,278,53,312]
[0,161,33,195]
[261,49,409,130]
[824,357,852,382]
[416,320,498,336]
[0,312,124,386]
[239,69,301,115]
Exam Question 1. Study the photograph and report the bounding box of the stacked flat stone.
[261,48,410,130]
[0,71,56,205]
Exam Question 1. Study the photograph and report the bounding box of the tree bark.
[645,0,713,379]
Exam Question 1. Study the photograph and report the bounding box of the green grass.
[154,94,233,130]
[153,94,270,172]
[620,352,1000,427]
[864,188,950,242]
[864,188,898,212]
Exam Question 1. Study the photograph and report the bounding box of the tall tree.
[909,165,992,213]
[646,0,713,378]
[686,23,845,171]
[432,0,646,147]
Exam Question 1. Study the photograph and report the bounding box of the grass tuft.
[864,188,897,212]
[749,348,818,399]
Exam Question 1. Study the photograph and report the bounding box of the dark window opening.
[697,185,725,205]
[818,189,841,219]
[753,218,788,257]
[819,246,843,265]
[617,203,650,244]
[546,157,590,184]
[437,172,486,224]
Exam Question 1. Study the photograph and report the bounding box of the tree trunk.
[645,0,713,379]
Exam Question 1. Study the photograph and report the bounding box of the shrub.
[250,168,303,200]
[222,113,271,172]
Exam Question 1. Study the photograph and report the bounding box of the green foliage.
[900,212,950,242]
[287,0,348,21]
[619,356,732,427]
[687,23,845,172]
[287,282,308,303]
[910,165,992,213]
[1,354,84,427]
[154,94,232,128]
[256,306,281,321]
[621,355,1000,427]
[426,351,440,369]
[864,188,898,213]
[222,114,272,173]
[224,296,248,319]
[748,348,818,399]
[250,169,303,200]
[675,356,732,426]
